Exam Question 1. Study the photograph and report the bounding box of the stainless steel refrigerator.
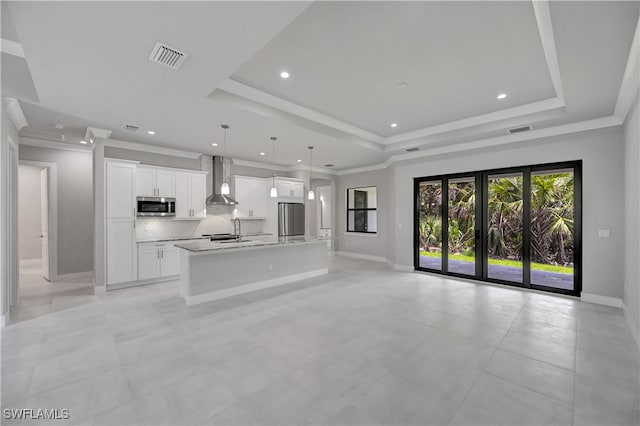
[278,203,305,236]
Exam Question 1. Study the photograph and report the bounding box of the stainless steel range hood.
[206,156,237,205]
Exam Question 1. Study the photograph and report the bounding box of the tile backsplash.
[136,205,265,240]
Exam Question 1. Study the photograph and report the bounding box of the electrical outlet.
[598,229,610,238]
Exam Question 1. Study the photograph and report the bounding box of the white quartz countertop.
[137,233,272,244]
[175,236,328,253]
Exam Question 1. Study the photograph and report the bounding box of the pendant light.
[270,137,278,198]
[220,124,230,195]
[307,146,315,200]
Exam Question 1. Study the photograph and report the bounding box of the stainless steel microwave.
[136,197,176,217]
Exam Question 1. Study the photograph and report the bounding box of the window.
[347,186,377,233]
[414,161,581,297]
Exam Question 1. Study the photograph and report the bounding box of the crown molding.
[288,163,338,175]
[218,78,385,145]
[384,97,564,148]
[531,0,565,101]
[217,0,567,154]
[85,127,112,143]
[336,115,622,175]
[232,158,290,172]
[19,136,92,154]
[614,16,640,123]
[1,38,24,58]
[337,158,394,176]
[4,97,28,130]
[103,138,202,159]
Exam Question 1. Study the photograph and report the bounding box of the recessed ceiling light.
[260,152,266,156]
[497,93,507,100]
[211,143,218,147]
[280,71,290,79]
[147,130,156,135]
[297,159,302,162]
[80,140,88,145]
[397,83,408,89]
[390,123,398,128]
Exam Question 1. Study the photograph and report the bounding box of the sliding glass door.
[417,180,443,271]
[529,168,576,291]
[486,172,524,284]
[414,161,581,296]
[446,176,478,277]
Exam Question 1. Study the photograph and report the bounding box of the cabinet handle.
[161,249,164,259]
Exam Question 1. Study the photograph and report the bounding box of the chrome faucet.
[233,218,242,240]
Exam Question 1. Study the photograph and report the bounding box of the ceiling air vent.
[508,125,532,134]
[121,124,141,133]
[149,42,188,70]
[405,147,420,152]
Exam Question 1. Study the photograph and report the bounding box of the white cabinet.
[106,161,137,285]
[234,176,267,218]
[136,166,175,197]
[276,178,305,199]
[175,172,207,219]
[138,243,179,280]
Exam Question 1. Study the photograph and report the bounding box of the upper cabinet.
[276,178,305,199]
[136,166,175,197]
[175,171,207,220]
[234,176,267,218]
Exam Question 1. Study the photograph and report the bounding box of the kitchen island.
[175,236,328,305]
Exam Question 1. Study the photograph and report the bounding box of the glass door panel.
[447,177,476,276]
[418,180,443,270]
[530,169,575,291]
[487,173,523,283]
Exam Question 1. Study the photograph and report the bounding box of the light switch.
[598,229,610,238]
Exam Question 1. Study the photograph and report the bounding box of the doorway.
[414,161,581,296]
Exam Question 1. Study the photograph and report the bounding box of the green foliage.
[418,172,574,269]
[419,251,573,275]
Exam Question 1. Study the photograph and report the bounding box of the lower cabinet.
[138,243,180,280]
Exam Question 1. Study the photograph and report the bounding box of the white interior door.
[40,168,50,280]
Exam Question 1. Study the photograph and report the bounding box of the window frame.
[346,186,378,234]
[413,160,582,297]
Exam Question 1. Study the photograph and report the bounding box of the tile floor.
[9,260,97,324]
[2,256,638,425]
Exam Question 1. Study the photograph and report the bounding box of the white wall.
[1,99,20,320]
[18,164,42,260]
[339,126,626,299]
[336,168,389,259]
[623,94,639,345]
[19,145,93,275]
[392,127,625,299]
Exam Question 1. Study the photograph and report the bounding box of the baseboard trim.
[581,292,623,308]
[623,302,640,350]
[56,271,94,281]
[335,251,388,263]
[106,276,178,291]
[185,268,329,306]
[335,251,415,272]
